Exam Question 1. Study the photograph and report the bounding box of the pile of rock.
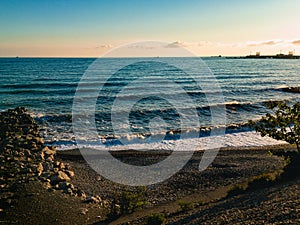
[0,107,87,211]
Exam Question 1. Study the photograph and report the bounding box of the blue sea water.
[0,57,299,149]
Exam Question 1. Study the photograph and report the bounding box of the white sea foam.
[56,130,287,151]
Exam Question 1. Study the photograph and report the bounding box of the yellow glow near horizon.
[1,0,300,57]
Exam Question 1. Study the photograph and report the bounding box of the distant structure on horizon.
[245,50,300,59]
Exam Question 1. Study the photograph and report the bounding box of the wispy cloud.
[165,41,188,48]
[291,40,300,45]
[95,44,113,49]
[246,40,282,47]
[165,41,212,48]
[127,44,156,49]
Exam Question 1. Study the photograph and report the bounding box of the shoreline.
[1,107,298,224]
[56,143,294,155]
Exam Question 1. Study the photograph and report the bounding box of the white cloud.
[95,44,113,49]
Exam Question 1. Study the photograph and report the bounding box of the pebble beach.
[1,107,299,224]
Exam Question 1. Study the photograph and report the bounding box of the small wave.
[0,82,77,89]
[200,101,258,112]
[274,84,289,90]
[43,119,253,149]
[224,100,240,106]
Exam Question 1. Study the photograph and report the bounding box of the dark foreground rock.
[0,107,106,223]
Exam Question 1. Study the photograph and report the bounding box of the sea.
[1,57,299,151]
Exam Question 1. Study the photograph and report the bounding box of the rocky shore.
[0,107,85,207]
[281,86,300,93]
[0,107,108,224]
[1,107,296,224]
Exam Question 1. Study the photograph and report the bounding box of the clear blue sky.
[1,0,300,56]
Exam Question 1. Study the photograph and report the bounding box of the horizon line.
[0,55,254,58]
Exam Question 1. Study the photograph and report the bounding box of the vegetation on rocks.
[146,213,166,225]
[177,200,194,212]
[249,101,300,152]
[109,186,148,217]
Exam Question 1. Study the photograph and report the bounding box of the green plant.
[177,200,194,212]
[146,213,166,225]
[111,187,148,216]
[247,171,281,189]
[267,150,273,156]
[249,101,300,152]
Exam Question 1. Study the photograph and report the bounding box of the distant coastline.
[1,55,300,59]
[225,52,300,59]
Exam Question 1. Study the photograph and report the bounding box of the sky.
[1,0,300,57]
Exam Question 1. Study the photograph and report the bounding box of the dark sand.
[2,144,298,225]
[58,146,286,204]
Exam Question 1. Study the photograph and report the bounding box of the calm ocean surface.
[0,57,299,150]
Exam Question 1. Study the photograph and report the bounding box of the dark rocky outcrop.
[281,86,300,93]
[0,107,89,212]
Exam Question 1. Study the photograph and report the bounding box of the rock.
[37,163,43,176]
[58,181,69,190]
[281,86,300,93]
[69,183,75,189]
[36,152,45,160]
[79,208,88,215]
[21,167,32,174]
[59,162,65,170]
[50,171,71,184]
[24,149,32,157]
[31,142,37,149]
[42,146,56,156]
[42,162,51,171]
[102,200,110,207]
[64,163,72,170]
[5,199,12,205]
[66,188,72,194]
[0,107,89,208]
[45,155,54,162]
[84,196,100,204]
[65,170,75,177]
[47,187,54,192]
[77,190,86,198]
[34,137,44,145]
[95,195,102,202]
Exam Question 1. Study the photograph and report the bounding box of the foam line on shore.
[55,130,287,151]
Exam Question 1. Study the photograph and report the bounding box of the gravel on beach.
[1,107,298,225]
